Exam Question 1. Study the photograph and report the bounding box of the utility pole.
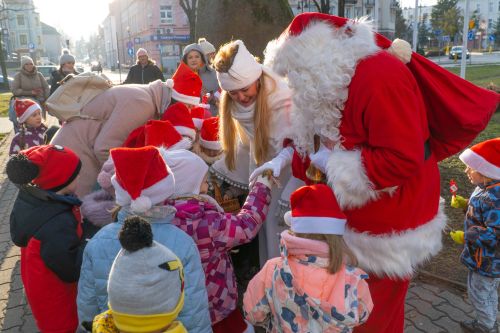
[0,28,8,89]
[460,0,470,78]
[412,0,419,51]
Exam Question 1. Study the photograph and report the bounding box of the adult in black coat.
[123,48,165,84]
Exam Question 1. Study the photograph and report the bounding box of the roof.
[41,22,61,36]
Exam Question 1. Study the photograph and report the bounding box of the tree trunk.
[195,0,293,57]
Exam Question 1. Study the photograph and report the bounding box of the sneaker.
[460,319,498,333]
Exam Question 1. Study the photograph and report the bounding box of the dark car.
[37,65,58,82]
[449,46,470,59]
[90,61,102,72]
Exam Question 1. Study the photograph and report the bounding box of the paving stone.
[5,290,26,309]
[406,298,447,321]
[409,285,447,305]
[1,306,24,329]
[21,313,39,333]
[435,302,474,321]
[438,290,474,314]
[411,313,448,333]
[433,316,469,332]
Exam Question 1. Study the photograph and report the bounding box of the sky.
[33,0,113,39]
[400,0,438,8]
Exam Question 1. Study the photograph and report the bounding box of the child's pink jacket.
[168,182,271,324]
[243,231,373,333]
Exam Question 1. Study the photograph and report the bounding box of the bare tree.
[179,0,198,43]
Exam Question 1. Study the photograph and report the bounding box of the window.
[488,18,493,29]
[37,36,41,45]
[19,34,27,46]
[160,5,173,24]
[476,3,480,11]
[17,15,25,26]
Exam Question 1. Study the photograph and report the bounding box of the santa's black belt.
[424,139,431,161]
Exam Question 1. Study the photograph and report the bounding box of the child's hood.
[276,231,372,329]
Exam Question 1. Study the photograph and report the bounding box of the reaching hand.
[449,230,465,245]
[249,146,293,183]
[451,195,468,209]
[309,143,332,174]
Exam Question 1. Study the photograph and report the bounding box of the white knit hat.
[216,40,262,91]
[108,216,185,332]
[21,56,34,67]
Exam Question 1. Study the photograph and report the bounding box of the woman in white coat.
[211,40,297,264]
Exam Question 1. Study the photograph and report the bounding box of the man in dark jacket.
[123,48,165,84]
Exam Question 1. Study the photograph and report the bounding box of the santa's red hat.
[190,106,207,130]
[15,99,41,123]
[285,184,346,235]
[171,62,202,105]
[199,117,221,151]
[122,125,146,148]
[161,103,196,140]
[110,146,175,213]
[144,120,192,150]
[15,145,81,191]
[459,138,500,180]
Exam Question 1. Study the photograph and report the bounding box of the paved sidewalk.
[0,130,492,332]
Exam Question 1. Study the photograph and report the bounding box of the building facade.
[104,0,190,74]
[457,0,499,48]
[41,22,62,64]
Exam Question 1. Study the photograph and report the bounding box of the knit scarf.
[231,101,256,141]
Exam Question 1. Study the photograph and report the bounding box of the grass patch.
[0,92,12,117]
[446,64,500,87]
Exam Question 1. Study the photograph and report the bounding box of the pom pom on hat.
[459,138,500,180]
[165,79,174,89]
[287,184,347,235]
[6,154,39,185]
[171,62,202,105]
[198,37,216,55]
[14,99,41,123]
[119,216,153,252]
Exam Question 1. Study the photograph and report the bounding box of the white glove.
[309,144,332,174]
[249,146,294,183]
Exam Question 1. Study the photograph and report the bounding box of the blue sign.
[128,47,134,57]
[127,41,133,48]
[151,35,190,42]
[134,37,141,44]
[434,29,442,36]
[28,42,35,50]
[467,30,474,41]
[441,35,451,42]
[489,35,495,42]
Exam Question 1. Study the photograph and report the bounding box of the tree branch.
[311,0,321,12]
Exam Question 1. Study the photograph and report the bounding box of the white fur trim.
[264,19,380,151]
[326,147,397,210]
[192,118,203,130]
[18,102,40,123]
[344,204,446,278]
[166,137,192,151]
[171,89,200,105]
[199,137,221,151]
[459,149,500,180]
[291,216,346,235]
[199,103,210,109]
[165,79,174,88]
[130,195,152,213]
[174,126,196,141]
[111,169,175,211]
[388,38,412,64]
[216,40,263,91]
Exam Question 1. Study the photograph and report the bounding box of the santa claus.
[259,13,499,332]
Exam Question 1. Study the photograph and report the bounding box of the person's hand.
[249,147,294,183]
[309,143,332,174]
[31,88,42,96]
[451,195,468,209]
[450,230,465,245]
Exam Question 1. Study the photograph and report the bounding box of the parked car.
[37,65,58,82]
[449,46,470,59]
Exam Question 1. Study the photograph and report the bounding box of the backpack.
[46,72,112,122]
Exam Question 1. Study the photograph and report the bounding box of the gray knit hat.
[59,52,75,65]
[21,56,34,67]
[108,216,185,331]
[182,43,207,64]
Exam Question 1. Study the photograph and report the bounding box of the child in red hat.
[9,99,47,155]
[449,138,500,333]
[192,117,223,165]
[7,145,95,333]
[243,184,373,332]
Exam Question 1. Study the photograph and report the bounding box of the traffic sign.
[489,35,496,42]
[134,37,141,44]
[28,42,35,50]
[127,41,133,48]
[128,47,134,57]
[434,29,442,36]
[467,30,474,41]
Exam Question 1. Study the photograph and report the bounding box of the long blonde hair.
[214,41,276,170]
[293,232,358,274]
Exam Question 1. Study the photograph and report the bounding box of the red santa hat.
[459,138,500,180]
[284,184,346,235]
[171,62,202,106]
[190,106,207,130]
[110,146,175,213]
[10,145,81,192]
[161,103,196,141]
[15,99,41,123]
[144,120,192,150]
[199,117,221,151]
[122,125,146,148]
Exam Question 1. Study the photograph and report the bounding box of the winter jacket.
[243,231,373,333]
[90,310,187,333]
[198,65,219,115]
[77,206,212,333]
[11,67,50,102]
[461,181,500,277]
[9,124,47,155]
[167,182,271,324]
[124,61,165,84]
[51,80,172,197]
[10,187,87,332]
[50,69,79,95]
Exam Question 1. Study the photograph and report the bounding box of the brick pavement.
[0,127,493,332]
